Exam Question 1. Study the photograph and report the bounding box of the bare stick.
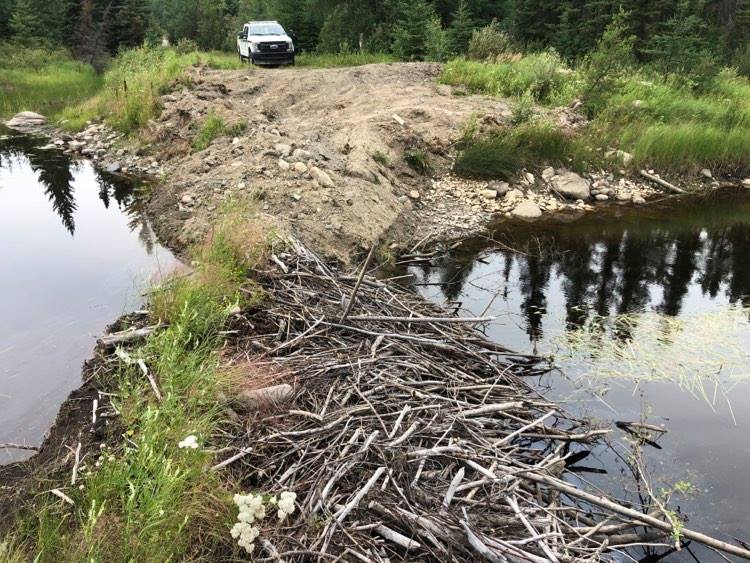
[137,359,162,403]
[639,170,687,194]
[339,243,377,323]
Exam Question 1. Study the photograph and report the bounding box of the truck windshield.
[248,23,285,36]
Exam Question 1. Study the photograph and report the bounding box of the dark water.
[409,192,750,561]
[0,127,179,463]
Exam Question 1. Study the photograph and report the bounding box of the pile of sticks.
[221,239,750,562]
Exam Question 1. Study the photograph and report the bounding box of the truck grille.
[258,41,288,52]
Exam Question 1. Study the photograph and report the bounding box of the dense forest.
[1,0,749,71]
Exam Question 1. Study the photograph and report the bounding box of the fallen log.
[639,170,687,194]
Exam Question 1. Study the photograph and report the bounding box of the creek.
[408,190,750,561]
[0,127,179,464]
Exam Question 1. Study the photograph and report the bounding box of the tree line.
[1,0,749,70]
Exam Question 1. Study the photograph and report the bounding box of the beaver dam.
[99,240,750,561]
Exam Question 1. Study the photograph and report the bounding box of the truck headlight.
[287,42,294,53]
[250,42,260,53]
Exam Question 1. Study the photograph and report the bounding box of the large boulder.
[511,200,542,220]
[6,111,47,130]
[551,171,590,200]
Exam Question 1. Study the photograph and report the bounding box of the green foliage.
[454,124,590,179]
[581,10,637,114]
[468,21,512,61]
[404,148,432,174]
[392,0,440,61]
[425,15,450,61]
[447,0,476,55]
[193,114,247,151]
[8,0,43,43]
[442,52,576,105]
[0,46,102,118]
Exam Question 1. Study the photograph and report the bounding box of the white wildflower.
[178,435,199,449]
[277,491,297,521]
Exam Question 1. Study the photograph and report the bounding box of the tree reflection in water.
[411,193,750,344]
[0,128,157,251]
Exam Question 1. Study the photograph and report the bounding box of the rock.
[278,158,291,171]
[290,192,302,201]
[274,143,292,157]
[551,171,590,200]
[595,194,609,201]
[6,111,47,130]
[293,162,308,174]
[181,194,194,205]
[345,162,378,183]
[524,172,535,184]
[700,168,713,179]
[632,194,646,205]
[742,179,750,188]
[505,188,524,202]
[291,148,313,162]
[105,162,121,173]
[488,180,511,196]
[408,190,420,200]
[68,140,85,152]
[616,192,631,202]
[511,200,542,219]
[605,149,634,166]
[541,167,556,181]
[310,166,335,188]
[480,189,498,200]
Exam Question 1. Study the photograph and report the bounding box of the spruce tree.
[392,0,440,60]
[9,0,44,42]
[111,0,150,50]
[448,0,476,55]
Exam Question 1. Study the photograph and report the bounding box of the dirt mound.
[141,63,512,261]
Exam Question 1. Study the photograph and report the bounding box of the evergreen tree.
[9,0,44,42]
[447,0,476,55]
[509,0,560,47]
[392,0,440,60]
[111,0,150,50]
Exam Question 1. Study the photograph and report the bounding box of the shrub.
[441,52,575,105]
[512,90,537,125]
[732,44,750,79]
[175,38,199,54]
[454,124,590,179]
[371,150,391,166]
[468,21,512,61]
[404,149,432,174]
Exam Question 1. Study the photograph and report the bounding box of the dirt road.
[143,62,513,261]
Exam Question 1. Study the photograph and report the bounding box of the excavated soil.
[143,62,513,262]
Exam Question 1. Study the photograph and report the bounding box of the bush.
[454,124,590,180]
[175,38,199,54]
[468,21,512,61]
[732,45,750,79]
[404,149,432,174]
[441,51,575,105]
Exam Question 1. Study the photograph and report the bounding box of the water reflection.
[414,192,750,343]
[0,127,156,250]
[0,127,178,463]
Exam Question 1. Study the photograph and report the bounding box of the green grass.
[454,124,592,180]
[7,202,275,561]
[193,114,247,151]
[443,55,750,177]
[371,150,391,166]
[0,46,102,119]
[295,51,396,68]
[441,53,578,106]
[61,46,244,132]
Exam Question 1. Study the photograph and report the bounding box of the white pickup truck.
[237,21,295,66]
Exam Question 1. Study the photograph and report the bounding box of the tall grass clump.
[441,52,577,105]
[10,203,276,561]
[60,46,244,132]
[454,124,591,180]
[0,45,102,118]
